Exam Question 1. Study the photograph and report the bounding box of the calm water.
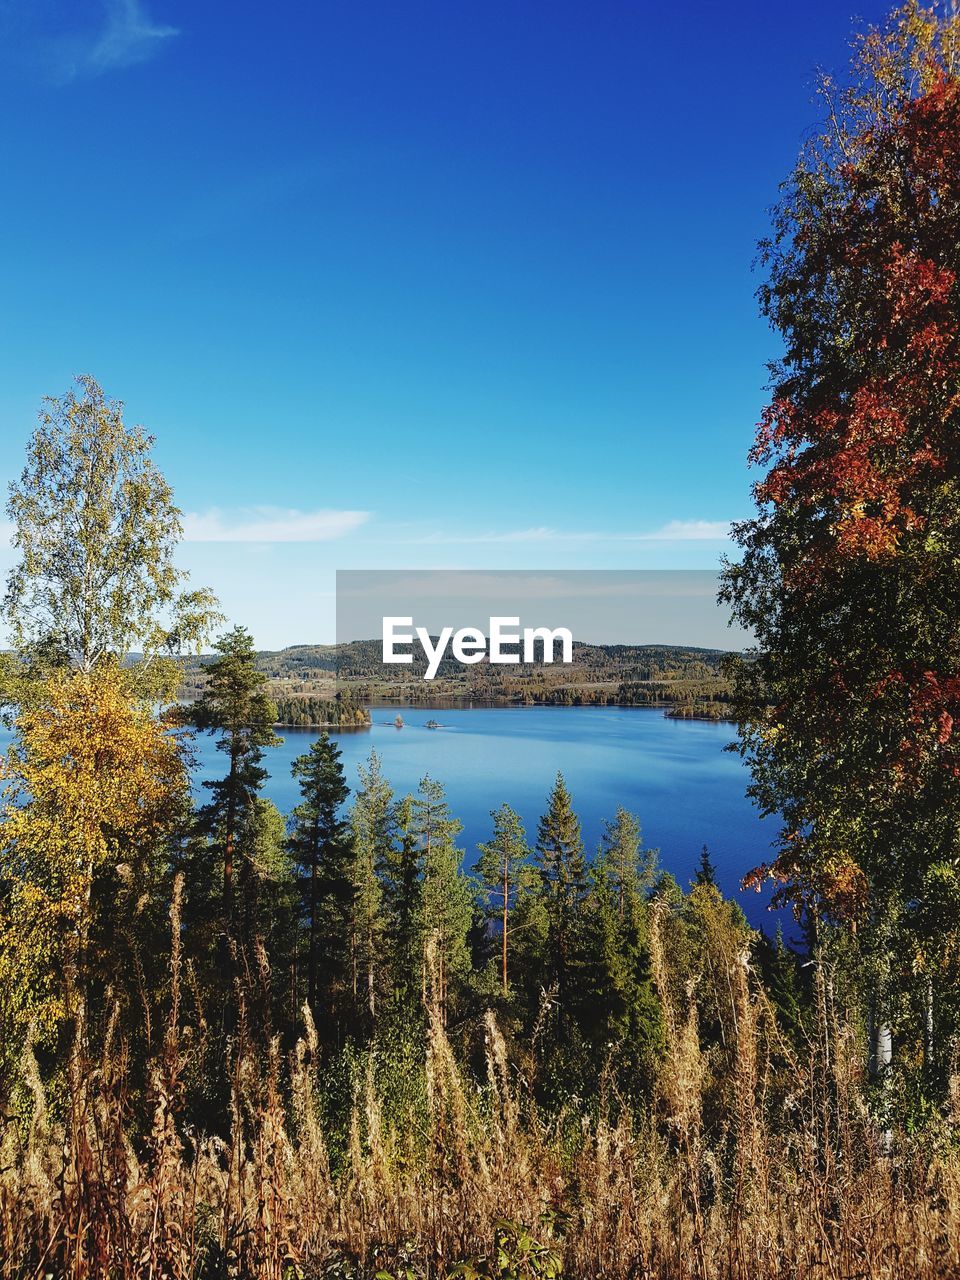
[0,705,782,931]
[192,705,781,932]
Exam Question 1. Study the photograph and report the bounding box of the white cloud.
[182,507,370,544]
[92,0,177,70]
[638,520,731,541]
[395,520,732,546]
[50,0,178,81]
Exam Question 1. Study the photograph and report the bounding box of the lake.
[190,704,782,933]
[0,704,783,933]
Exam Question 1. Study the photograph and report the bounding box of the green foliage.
[192,625,282,914]
[694,845,717,888]
[753,925,806,1041]
[720,1,960,1101]
[476,804,533,995]
[577,810,662,1092]
[534,774,587,1035]
[273,691,371,727]
[289,734,352,1023]
[448,1216,564,1280]
[411,776,473,1022]
[4,375,220,696]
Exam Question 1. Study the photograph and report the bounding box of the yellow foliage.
[0,664,188,1039]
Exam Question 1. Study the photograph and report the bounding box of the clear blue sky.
[0,0,890,646]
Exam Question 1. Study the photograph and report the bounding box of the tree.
[720,4,960,1084]
[410,776,472,1024]
[535,774,587,1029]
[4,376,220,698]
[288,734,351,1020]
[576,808,661,1090]
[348,751,393,1025]
[579,851,660,1093]
[600,808,658,914]
[694,845,717,889]
[476,803,532,995]
[380,790,423,1010]
[754,924,805,1041]
[192,627,281,935]
[0,664,188,1081]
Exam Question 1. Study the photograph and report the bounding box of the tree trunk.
[308,857,318,1015]
[502,859,509,995]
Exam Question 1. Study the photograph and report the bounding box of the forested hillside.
[177,639,736,721]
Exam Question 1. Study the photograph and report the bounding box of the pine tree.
[694,844,718,888]
[348,751,393,1025]
[191,627,281,965]
[380,792,423,1010]
[535,774,587,1031]
[476,803,532,995]
[411,776,472,1024]
[600,808,657,916]
[288,733,351,1022]
[579,809,661,1091]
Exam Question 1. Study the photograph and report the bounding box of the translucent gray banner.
[335,569,749,685]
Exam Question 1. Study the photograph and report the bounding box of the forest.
[5,4,960,1278]
[177,640,735,722]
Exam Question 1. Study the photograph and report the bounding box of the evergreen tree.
[411,776,472,1024]
[754,924,805,1041]
[288,733,351,1022]
[694,844,718,888]
[535,774,587,1031]
[348,751,393,1025]
[191,627,281,967]
[381,792,423,1010]
[579,809,661,1091]
[601,808,658,914]
[238,796,299,1037]
[476,803,532,995]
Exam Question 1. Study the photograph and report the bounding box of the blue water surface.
[0,704,785,933]
[189,705,782,934]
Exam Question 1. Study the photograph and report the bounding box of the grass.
[2,898,960,1279]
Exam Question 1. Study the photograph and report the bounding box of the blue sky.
[0,0,891,646]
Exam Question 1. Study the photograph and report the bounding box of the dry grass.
[3,902,960,1279]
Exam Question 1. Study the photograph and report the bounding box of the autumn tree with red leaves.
[722,3,960,1084]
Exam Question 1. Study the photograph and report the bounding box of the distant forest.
[176,639,737,724]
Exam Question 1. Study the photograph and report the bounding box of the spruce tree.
[476,803,532,996]
[535,774,587,1031]
[192,626,281,931]
[189,625,282,1045]
[600,808,657,916]
[288,733,351,1022]
[581,809,661,1091]
[694,844,718,889]
[381,792,423,1010]
[411,776,472,1024]
[348,751,393,1025]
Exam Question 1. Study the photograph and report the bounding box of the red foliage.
[741,73,960,916]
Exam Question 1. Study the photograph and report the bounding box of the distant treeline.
[176,640,739,723]
[273,692,371,727]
